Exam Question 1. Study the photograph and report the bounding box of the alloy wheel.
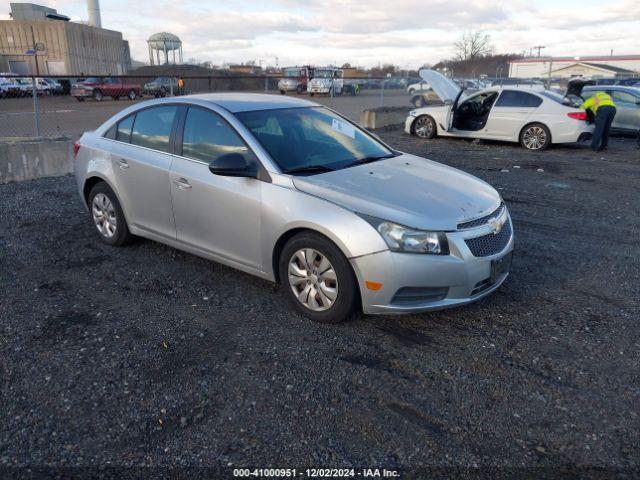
[92,193,117,238]
[415,116,433,138]
[288,248,338,311]
[522,126,547,150]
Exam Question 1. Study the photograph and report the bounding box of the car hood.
[292,154,501,231]
[419,69,461,103]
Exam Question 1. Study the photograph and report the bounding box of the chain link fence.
[0,74,420,140]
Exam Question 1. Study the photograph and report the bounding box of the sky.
[1,0,639,68]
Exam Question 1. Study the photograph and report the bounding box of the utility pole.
[533,45,546,57]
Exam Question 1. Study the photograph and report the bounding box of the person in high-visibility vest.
[177,77,184,96]
[581,91,616,151]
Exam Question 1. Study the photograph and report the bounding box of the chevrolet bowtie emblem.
[488,214,506,235]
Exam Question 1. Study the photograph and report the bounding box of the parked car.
[278,66,314,95]
[491,78,545,89]
[14,77,34,96]
[42,78,64,94]
[407,80,430,95]
[71,77,141,102]
[143,77,178,97]
[307,68,343,96]
[406,69,593,151]
[0,77,21,97]
[74,93,514,323]
[581,86,640,132]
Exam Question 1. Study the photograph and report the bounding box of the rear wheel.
[127,90,137,100]
[413,115,437,139]
[296,84,303,94]
[520,123,551,151]
[88,182,133,246]
[279,232,358,324]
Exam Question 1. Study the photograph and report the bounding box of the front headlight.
[359,215,449,254]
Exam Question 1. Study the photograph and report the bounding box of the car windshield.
[236,107,396,174]
[283,69,299,77]
[314,70,335,78]
[84,77,99,83]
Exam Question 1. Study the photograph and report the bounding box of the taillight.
[567,111,587,121]
[73,141,81,159]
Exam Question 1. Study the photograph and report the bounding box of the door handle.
[173,178,192,190]
[117,158,129,170]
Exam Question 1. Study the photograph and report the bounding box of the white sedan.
[405,70,594,151]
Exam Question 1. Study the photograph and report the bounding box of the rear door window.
[130,106,178,152]
[495,90,543,108]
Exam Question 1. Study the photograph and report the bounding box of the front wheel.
[413,115,437,139]
[127,90,137,100]
[88,182,133,246]
[279,232,358,324]
[520,123,551,151]
[93,89,103,102]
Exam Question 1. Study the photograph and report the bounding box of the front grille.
[458,203,505,230]
[464,219,512,257]
[390,286,449,306]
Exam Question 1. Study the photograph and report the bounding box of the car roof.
[584,85,639,93]
[173,93,319,113]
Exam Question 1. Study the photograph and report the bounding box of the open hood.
[566,78,595,97]
[419,69,461,103]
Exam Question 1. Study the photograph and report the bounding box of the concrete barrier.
[360,107,410,130]
[0,137,72,184]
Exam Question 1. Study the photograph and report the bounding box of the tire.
[93,89,103,102]
[279,232,359,324]
[280,89,286,95]
[75,97,85,102]
[87,182,133,247]
[296,84,303,94]
[112,96,119,100]
[127,90,137,100]
[408,88,415,95]
[159,87,166,98]
[413,115,437,139]
[520,123,551,151]
[309,92,315,97]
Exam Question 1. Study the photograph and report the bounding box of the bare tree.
[454,31,494,62]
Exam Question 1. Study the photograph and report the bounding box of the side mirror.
[209,153,258,178]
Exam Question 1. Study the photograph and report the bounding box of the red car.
[71,77,141,102]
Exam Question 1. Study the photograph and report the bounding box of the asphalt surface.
[1,132,639,478]
[0,89,409,140]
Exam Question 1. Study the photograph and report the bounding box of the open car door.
[419,69,462,132]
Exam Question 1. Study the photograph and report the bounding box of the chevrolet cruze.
[74,93,514,323]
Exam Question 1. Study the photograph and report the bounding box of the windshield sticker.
[331,119,356,139]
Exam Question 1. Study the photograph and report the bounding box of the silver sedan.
[74,93,514,323]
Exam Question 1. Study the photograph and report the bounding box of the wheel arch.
[411,113,437,136]
[272,226,352,284]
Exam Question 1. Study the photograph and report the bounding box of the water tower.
[147,32,183,65]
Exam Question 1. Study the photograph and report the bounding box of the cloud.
[0,0,637,68]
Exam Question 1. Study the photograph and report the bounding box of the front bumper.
[308,86,330,94]
[350,219,514,315]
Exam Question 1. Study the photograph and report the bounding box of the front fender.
[260,183,388,280]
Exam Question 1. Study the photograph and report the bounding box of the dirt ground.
[1,130,639,478]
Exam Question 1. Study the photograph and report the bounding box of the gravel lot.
[1,131,639,478]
